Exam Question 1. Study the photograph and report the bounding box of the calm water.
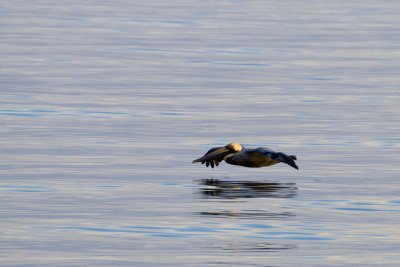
[1,1,400,266]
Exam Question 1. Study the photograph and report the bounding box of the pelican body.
[192,143,298,170]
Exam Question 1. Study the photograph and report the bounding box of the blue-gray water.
[1,1,400,266]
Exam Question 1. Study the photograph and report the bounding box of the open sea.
[1,1,400,266]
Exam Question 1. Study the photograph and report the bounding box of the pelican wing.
[246,147,277,159]
[192,146,231,168]
[251,147,298,170]
[236,148,279,167]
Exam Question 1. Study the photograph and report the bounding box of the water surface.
[1,1,400,266]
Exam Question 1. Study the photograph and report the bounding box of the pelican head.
[225,143,243,153]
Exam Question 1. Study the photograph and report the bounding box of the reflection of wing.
[198,179,298,199]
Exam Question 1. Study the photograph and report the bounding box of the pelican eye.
[226,144,233,150]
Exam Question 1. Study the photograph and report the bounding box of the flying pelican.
[192,143,299,170]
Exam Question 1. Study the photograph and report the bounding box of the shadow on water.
[196,179,298,199]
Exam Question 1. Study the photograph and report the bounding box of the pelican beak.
[192,147,230,163]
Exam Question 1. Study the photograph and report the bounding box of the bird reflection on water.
[196,210,295,220]
[194,179,298,252]
[197,179,298,199]
[204,241,296,252]
[194,179,297,220]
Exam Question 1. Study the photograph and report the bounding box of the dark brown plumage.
[193,143,298,170]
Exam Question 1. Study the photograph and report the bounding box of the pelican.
[192,143,299,170]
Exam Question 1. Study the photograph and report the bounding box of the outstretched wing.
[248,147,277,159]
[243,147,298,169]
[237,148,279,167]
[255,147,299,170]
[192,146,230,168]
